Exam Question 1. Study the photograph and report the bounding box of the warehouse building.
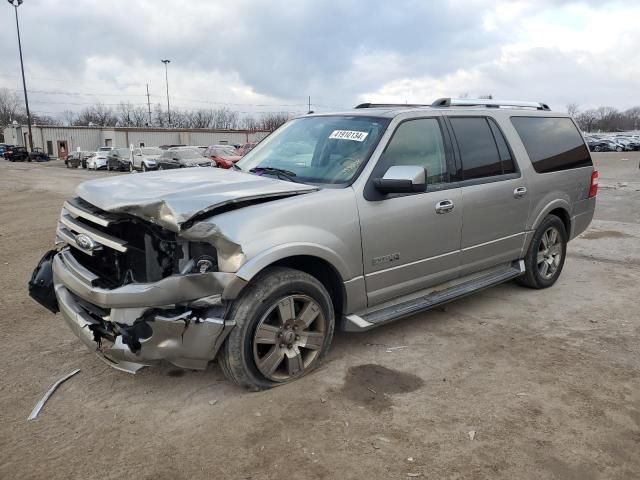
[2,124,270,157]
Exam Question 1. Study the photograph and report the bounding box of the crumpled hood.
[75,168,318,232]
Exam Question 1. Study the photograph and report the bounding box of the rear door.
[445,115,530,275]
[357,115,463,305]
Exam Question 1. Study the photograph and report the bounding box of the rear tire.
[517,215,567,289]
[142,163,147,172]
[219,267,335,391]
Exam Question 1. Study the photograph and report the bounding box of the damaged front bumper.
[46,249,244,373]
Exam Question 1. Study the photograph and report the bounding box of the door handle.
[514,186,528,199]
[435,199,455,214]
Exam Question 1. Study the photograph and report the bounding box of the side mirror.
[374,165,427,194]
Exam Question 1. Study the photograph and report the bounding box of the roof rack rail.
[431,97,551,111]
[354,103,431,109]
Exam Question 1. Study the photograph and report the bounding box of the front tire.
[219,267,335,390]
[517,215,567,289]
[142,163,147,172]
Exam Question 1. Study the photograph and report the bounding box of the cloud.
[0,0,637,118]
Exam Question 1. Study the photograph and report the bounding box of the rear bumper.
[47,249,239,373]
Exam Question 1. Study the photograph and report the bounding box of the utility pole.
[161,59,171,126]
[8,0,33,151]
[146,83,152,126]
[308,95,311,114]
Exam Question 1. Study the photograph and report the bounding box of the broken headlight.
[189,242,218,274]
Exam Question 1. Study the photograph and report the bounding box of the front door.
[357,116,463,306]
[57,140,68,159]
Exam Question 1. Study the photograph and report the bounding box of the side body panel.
[458,178,529,275]
[494,111,595,253]
[356,187,463,305]
[199,188,368,314]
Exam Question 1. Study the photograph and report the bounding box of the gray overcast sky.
[1,0,638,117]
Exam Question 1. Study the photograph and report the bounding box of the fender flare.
[529,198,572,232]
[234,243,351,284]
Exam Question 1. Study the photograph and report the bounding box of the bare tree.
[575,109,599,132]
[131,106,149,127]
[566,103,580,117]
[153,104,166,127]
[240,115,260,131]
[0,87,25,127]
[61,110,76,126]
[73,103,117,126]
[259,112,289,132]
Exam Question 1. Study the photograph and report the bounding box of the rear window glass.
[510,117,592,173]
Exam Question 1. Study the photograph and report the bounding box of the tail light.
[588,170,598,198]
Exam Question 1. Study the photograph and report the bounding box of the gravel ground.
[0,154,638,480]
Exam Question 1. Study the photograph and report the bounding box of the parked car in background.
[65,152,82,168]
[129,147,163,172]
[237,142,257,156]
[106,148,132,171]
[603,139,624,152]
[159,144,186,150]
[4,146,29,162]
[204,144,242,168]
[157,148,211,169]
[79,151,95,168]
[616,138,640,151]
[87,151,108,170]
[587,139,613,152]
[0,144,12,156]
[29,147,50,162]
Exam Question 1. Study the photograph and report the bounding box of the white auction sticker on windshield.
[329,130,369,142]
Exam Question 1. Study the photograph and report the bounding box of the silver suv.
[29,98,597,390]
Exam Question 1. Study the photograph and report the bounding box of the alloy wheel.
[252,294,326,382]
[537,226,563,280]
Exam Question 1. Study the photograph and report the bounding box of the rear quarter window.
[510,117,592,173]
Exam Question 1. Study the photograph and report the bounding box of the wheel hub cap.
[252,294,326,382]
[537,226,562,279]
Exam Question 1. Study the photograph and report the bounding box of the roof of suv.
[307,98,561,119]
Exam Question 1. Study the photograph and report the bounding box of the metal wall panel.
[3,126,271,155]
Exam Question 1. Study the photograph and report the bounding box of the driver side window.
[379,118,448,184]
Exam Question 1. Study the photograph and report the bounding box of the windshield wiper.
[249,166,299,182]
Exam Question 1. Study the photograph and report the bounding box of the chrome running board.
[343,260,524,332]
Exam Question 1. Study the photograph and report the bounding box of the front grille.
[57,197,183,288]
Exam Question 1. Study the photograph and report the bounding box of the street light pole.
[161,59,171,127]
[8,0,33,151]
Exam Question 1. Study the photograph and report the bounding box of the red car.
[204,145,242,169]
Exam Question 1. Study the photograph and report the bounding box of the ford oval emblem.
[75,233,96,251]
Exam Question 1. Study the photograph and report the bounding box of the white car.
[87,151,108,170]
[130,147,163,172]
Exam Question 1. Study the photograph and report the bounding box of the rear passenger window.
[380,118,448,184]
[449,117,504,179]
[511,117,592,173]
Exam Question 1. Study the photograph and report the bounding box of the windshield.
[236,115,390,184]
[142,147,162,155]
